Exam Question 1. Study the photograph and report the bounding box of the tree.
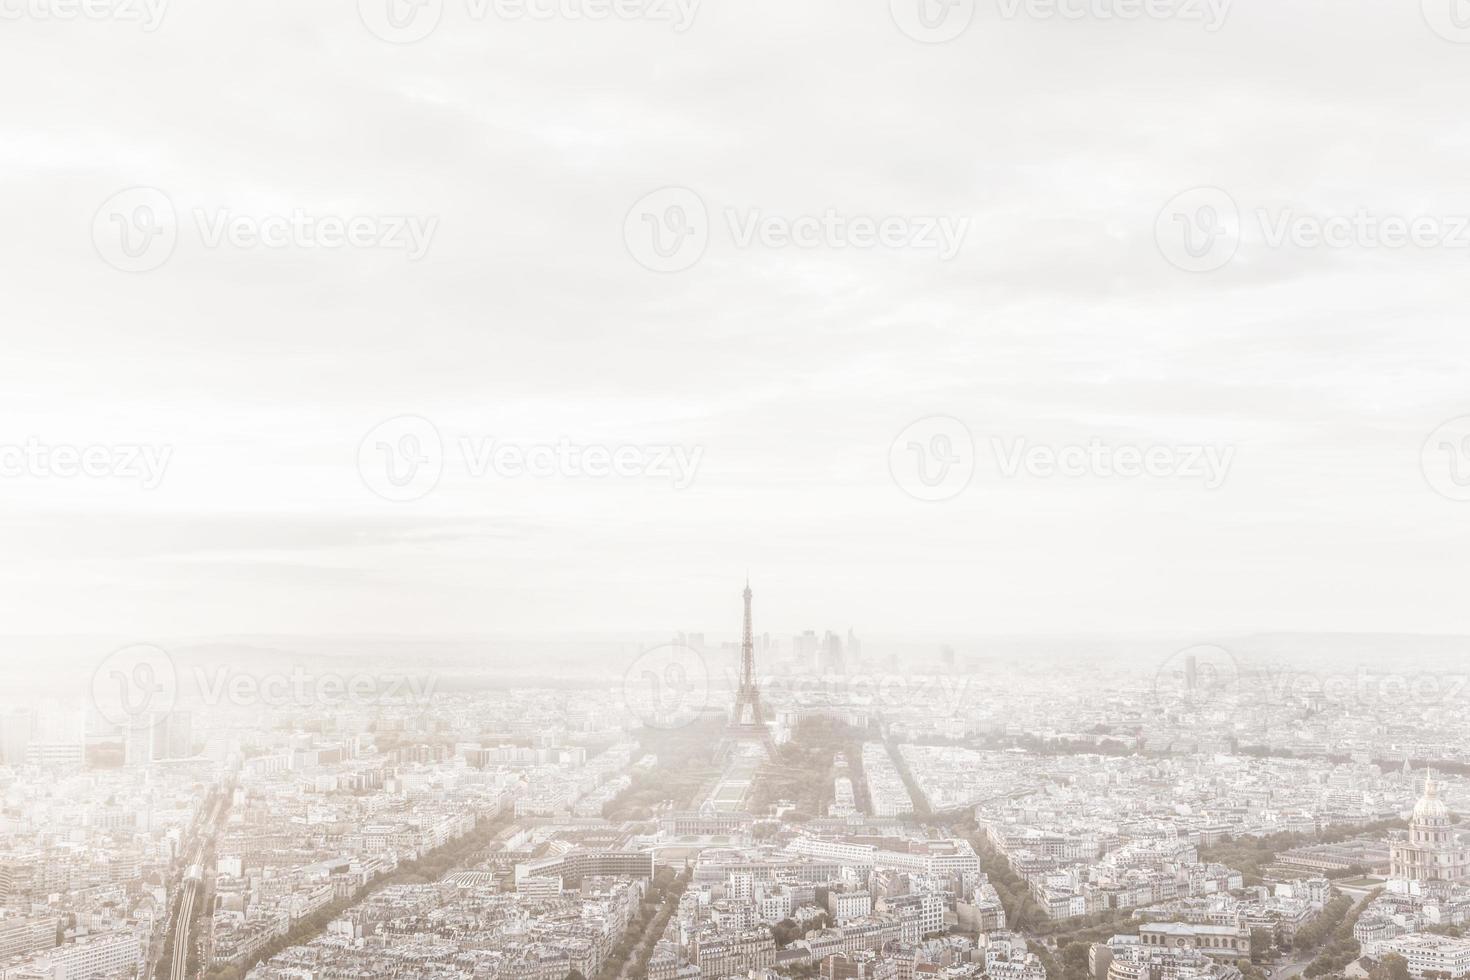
[1060,940,1091,980]
[1030,940,1064,980]
[1369,954,1410,980]
[771,918,803,948]
[1236,957,1270,980]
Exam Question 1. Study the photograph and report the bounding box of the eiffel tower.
[715,578,775,763]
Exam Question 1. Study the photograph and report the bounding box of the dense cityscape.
[2,586,1469,980]
[8,0,1467,977]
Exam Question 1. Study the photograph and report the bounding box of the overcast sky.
[2,0,1469,640]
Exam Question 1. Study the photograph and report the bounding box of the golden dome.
[1413,773,1450,821]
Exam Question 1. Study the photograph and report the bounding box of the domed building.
[1390,772,1470,886]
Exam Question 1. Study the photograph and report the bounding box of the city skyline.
[3,0,1470,977]
[1,577,1470,979]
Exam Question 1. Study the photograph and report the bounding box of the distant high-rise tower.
[716,579,774,762]
[0,710,32,767]
[821,631,845,675]
[794,630,818,669]
[158,710,193,759]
